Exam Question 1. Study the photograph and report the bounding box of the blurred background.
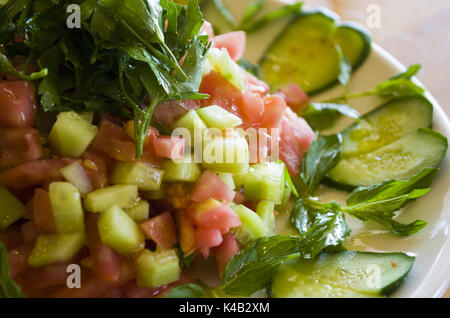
[308,0,450,120]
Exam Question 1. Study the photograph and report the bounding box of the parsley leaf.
[302,102,360,130]
[294,133,343,195]
[221,236,302,296]
[168,283,205,298]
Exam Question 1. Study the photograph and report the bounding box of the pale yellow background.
[308,0,450,298]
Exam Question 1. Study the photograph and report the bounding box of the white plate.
[204,0,450,298]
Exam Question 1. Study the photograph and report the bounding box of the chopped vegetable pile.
[0,0,447,299]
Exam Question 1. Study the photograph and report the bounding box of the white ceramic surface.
[204,0,450,298]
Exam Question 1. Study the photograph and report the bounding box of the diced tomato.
[90,118,162,166]
[32,189,56,234]
[248,128,271,164]
[261,95,288,129]
[240,90,264,125]
[213,233,240,275]
[279,108,315,175]
[140,211,178,250]
[0,126,44,170]
[279,83,309,113]
[195,227,223,250]
[0,81,37,127]
[49,259,136,298]
[7,243,33,278]
[124,120,159,146]
[85,213,122,283]
[187,200,241,232]
[175,210,196,256]
[244,72,270,96]
[20,221,38,244]
[0,159,67,190]
[19,263,69,297]
[153,136,185,160]
[200,71,243,117]
[213,31,246,61]
[190,170,236,203]
[0,224,23,250]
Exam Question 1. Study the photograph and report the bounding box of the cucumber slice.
[163,156,202,182]
[49,111,98,158]
[202,136,249,174]
[217,173,236,190]
[341,96,433,158]
[98,205,145,255]
[256,200,276,236]
[206,47,245,91]
[111,162,164,191]
[28,233,86,267]
[49,182,85,234]
[197,105,243,129]
[231,204,268,245]
[172,110,207,147]
[136,248,181,288]
[84,184,139,213]
[242,162,285,204]
[270,251,415,298]
[328,128,448,188]
[260,9,371,94]
[0,186,27,230]
[126,200,150,223]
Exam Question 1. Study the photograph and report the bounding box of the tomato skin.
[0,81,37,127]
[261,95,288,129]
[240,90,264,125]
[153,136,185,160]
[195,227,223,250]
[0,159,67,190]
[0,126,44,170]
[213,233,240,275]
[32,188,56,234]
[190,170,236,203]
[279,108,315,175]
[279,83,309,113]
[140,211,178,250]
[90,119,162,166]
[213,31,246,61]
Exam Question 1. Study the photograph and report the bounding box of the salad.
[0,0,448,298]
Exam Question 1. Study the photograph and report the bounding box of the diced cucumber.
[270,251,415,298]
[197,105,243,129]
[206,47,245,91]
[341,96,433,157]
[231,204,268,245]
[111,162,164,191]
[260,9,371,94]
[97,205,145,255]
[163,156,202,182]
[60,161,93,194]
[256,200,276,236]
[172,110,207,147]
[84,184,139,213]
[217,173,236,190]
[328,128,448,188]
[136,248,181,288]
[49,182,85,234]
[242,162,285,204]
[78,112,94,123]
[49,111,98,158]
[0,186,27,230]
[126,200,150,222]
[28,233,86,267]
[202,136,249,174]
